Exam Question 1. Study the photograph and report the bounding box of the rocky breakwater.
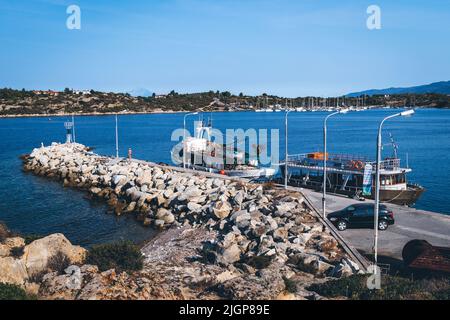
[20,143,363,299]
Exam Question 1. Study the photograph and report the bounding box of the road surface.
[300,188,450,260]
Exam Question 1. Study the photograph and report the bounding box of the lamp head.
[400,109,414,117]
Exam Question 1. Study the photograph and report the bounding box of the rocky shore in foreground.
[4,142,365,299]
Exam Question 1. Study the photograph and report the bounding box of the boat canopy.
[284,153,411,175]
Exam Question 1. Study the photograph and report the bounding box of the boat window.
[395,174,405,184]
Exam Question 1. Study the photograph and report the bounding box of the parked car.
[327,203,395,231]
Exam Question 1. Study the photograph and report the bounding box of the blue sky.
[0,0,449,96]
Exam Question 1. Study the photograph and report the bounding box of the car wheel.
[378,220,388,231]
[337,220,348,231]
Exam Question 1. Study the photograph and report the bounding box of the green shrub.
[245,255,273,270]
[283,276,298,293]
[24,234,43,245]
[10,246,24,258]
[0,283,31,300]
[47,251,71,274]
[0,222,11,242]
[308,274,368,299]
[28,271,47,284]
[433,287,450,300]
[86,241,144,273]
[308,275,450,300]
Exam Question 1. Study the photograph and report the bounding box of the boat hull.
[185,164,276,179]
[279,164,425,206]
[377,186,425,206]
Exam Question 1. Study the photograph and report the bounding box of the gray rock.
[179,186,202,200]
[218,244,241,265]
[233,190,245,207]
[312,260,334,275]
[275,202,297,214]
[212,201,232,220]
[273,228,288,242]
[154,219,165,228]
[187,202,202,212]
[112,175,127,186]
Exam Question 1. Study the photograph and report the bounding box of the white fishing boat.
[172,120,276,179]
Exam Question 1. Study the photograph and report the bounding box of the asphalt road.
[300,188,450,260]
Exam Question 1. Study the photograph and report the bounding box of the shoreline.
[1,106,449,119]
[0,109,251,119]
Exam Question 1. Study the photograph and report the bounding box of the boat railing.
[286,153,402,171]
[288,176,363,193]
[368,158,401,171]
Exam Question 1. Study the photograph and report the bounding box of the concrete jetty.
[300,188,450,260]
[23,142,367,277]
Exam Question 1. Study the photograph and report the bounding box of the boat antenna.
[389,133,399,159]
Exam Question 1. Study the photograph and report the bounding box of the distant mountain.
[347,81,450,97]
[127,88,154,97]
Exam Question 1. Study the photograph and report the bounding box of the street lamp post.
[115,114,119,158]
[284,109,293,189]
[183,112,199,169]
[373,109,414,272]
[323,109,349,218]
[72,114,76,143]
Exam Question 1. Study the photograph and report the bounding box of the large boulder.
[21,234,86,276]
[0,257,28,285]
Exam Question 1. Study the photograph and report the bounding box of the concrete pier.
[299,188,450,260]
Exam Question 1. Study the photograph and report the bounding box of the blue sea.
[0,109,448,246]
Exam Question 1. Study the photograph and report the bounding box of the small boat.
[172,120,276,179]
[280,150,425,206]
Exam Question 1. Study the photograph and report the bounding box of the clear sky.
[1,0,449,97]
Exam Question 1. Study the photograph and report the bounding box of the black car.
[327,203,395,231]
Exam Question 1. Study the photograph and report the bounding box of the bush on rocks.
[10,246,24,258]
[86,241,144,273]
[0,283,33,300]
[0,222,12,242]
[245,255,273,270]
[308,274,450,300]
[47,251,71,274]
[24,234,43,245]
[283,276,298,293]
